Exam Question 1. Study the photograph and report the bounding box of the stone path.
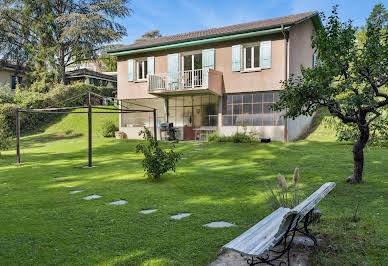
[83,195,102,200]
[139,209,158,214]
[69,190,84,194]
[204,221,235,228]
[170,213,192,220]
[109,200,128,205]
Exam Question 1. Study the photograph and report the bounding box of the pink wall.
[117,18,315,100]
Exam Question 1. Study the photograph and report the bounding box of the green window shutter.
[127,59,134,82]
[232,45,241,72]
[147,56,155,75]
[168,53,179,89]
[202,48,215,86]
[260,41,271,69]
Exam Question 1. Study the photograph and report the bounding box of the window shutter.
[312,53,317,68]
[202,48,215,87]
[147,56,155,75]
[260,41,271,69]
[232,45,241,72]
[168,53,179,89]
[127,59,134,82]
[202,48,215,70]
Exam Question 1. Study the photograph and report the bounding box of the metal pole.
[153,109,157,142]
[16,108,20,164]
[88,104,92,167]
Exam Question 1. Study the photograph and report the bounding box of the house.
[0,61,27,91]
[65,68,117,89]
[108,11,321,141]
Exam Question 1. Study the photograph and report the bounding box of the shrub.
[0,128,11,157]
[101,120,118,137]
[0,83,116,138]
[136,127,181,180]
[207,131,256,143]
[266,167,301,210]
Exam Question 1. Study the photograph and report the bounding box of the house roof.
[65,69,117,82]
[0,60,28,72]
[109,11,320,55]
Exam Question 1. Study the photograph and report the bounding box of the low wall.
[219,126,285,142]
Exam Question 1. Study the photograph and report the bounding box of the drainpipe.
[281,24,289,143]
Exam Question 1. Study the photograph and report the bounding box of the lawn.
[0,112,387,265]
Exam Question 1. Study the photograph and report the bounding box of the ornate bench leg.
[246,215,299,266]
[294,210,317,245]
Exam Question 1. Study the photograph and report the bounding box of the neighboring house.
[0,61,26,91]
[108,11,321,141]
[65,68,117,88]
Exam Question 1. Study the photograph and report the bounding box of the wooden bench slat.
[222,208,297,256]
[293,182,336,217]
[220,182,336,258]
[223,207,288,251]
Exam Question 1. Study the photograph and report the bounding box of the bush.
[266,168,301,210]
[0,83,116,138]
[208,131,256,143]
[136,127,181,180]
[101,120,118,137]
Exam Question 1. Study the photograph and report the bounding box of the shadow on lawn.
[0,136,387,265]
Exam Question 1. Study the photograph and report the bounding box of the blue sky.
[117,0,385,45]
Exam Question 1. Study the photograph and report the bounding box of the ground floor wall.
[219,126,285,141]
[286,114,314,142]
[119,93,313,142]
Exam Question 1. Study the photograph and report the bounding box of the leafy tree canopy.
[0,0,132,86]
[135,29,162,43]
[274,4,388,184]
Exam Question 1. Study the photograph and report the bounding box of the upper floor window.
[244,45,260,70]
[137,59,148,80]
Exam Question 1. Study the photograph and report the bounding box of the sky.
[117,0,386,45]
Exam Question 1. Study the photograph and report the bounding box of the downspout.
[281,24,289,143]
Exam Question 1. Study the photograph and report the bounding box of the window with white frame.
[136,59,148,80]
[244,45,260,70]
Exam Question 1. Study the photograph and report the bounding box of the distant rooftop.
[110,11,319,54]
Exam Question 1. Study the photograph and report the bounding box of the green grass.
[0,111,387,265]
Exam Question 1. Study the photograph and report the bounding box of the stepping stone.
[139,209,158,214]
[55,177,66,179]
[204,221,236,228]
[32,166,40,168]
[83,195,102,200]
[109,200,128,205]
[194,143,203,146]
[170,213,192,220]
[69,190,84,194]
[64,185,74,188]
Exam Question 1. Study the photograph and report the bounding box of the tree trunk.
[58,45,66,85]
[349,125,370,184]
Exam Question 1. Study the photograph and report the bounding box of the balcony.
[148,69,223,96]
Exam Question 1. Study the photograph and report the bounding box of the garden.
[0,111,387,265]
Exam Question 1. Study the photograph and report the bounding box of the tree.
[273,5,388,184]
[135,29,161,43]
[0,0,132,85]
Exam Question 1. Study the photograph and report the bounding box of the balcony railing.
[148,69,223,95]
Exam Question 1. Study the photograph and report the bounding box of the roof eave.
[108,26,291,56]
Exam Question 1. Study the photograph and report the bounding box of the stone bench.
[220,182,336,265]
